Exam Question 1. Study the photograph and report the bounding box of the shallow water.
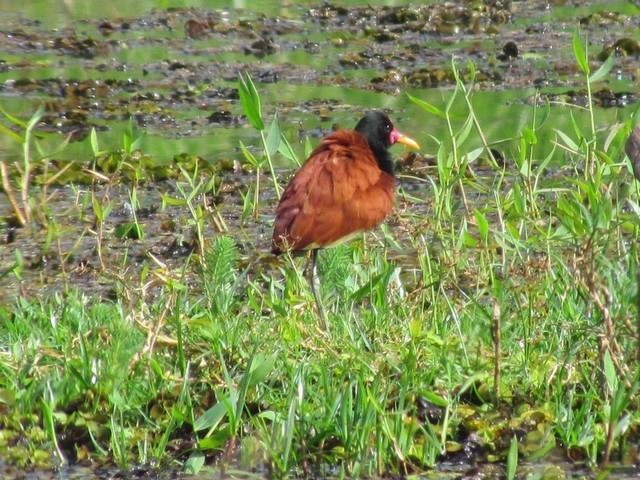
[0,0,637,167]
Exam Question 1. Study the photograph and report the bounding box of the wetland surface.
[0,1,639,478]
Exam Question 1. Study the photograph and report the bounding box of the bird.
[625,124,640,182]
[271,111,420,325]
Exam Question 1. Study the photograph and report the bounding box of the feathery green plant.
[202,235,241,317]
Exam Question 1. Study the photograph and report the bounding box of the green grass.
[1,42,640,478]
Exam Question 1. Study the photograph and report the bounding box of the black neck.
[367,139,394,176]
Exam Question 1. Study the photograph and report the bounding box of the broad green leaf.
[193,401,228,432]
[474,209,489,244]
[266,115,281,157]
[408,318,423,338]
[507,436,518,480]
[612,413,632,438]
[130,131,145,151]
[445,74,459,112]
[522,125,537,145]
[528,432,556,461]
[198,429,231,450]
[304,136,314,158]
[572,29,589,75]
[518,143,530,175]
[11,249,23,279]
[611,382,630,417]
[590,52,614,83]
[184,450,205,474]
[246,353,277,388]
[161,193,187,207]
[421,390,448,407]
[555,129,580,152]
[92,196,104,221]
[90,127,99,154]
[455,114,474,147]
[350,268,395,301]
[465,59,476,84]
[569,111,585,144]
[536,98,551,129]
[115,222,143,240]
[462,230,478,247]
[123,126,132,152]
[0,124,23,143]
[464,146,484,164]
[239,140,260,166]
[238,72,264,131]
[170,405,190,423]
[518,136,527,167]
[534,143,556,177]
[513,181,524,215]
[278,132,300,166]
[0,104,28,128]
[257,410,277,421]
[603,349,618,394]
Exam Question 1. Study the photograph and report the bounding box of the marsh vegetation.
[0,1,639,478]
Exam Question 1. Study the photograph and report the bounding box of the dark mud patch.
[0,170,272,301]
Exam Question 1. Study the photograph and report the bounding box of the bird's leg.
[309,249,329,330]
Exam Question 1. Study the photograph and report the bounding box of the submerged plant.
[0,104,71,226]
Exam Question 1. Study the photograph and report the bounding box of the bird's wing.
[272,131,395,252]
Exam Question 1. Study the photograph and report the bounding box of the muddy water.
[0,0,637,165]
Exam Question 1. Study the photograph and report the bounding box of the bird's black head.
[355,111,396,174]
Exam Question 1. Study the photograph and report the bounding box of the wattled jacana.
[272,111,420,324]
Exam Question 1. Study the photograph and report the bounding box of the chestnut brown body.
[272,129,396,253]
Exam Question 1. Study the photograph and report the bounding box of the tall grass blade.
[407,93,446,118]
